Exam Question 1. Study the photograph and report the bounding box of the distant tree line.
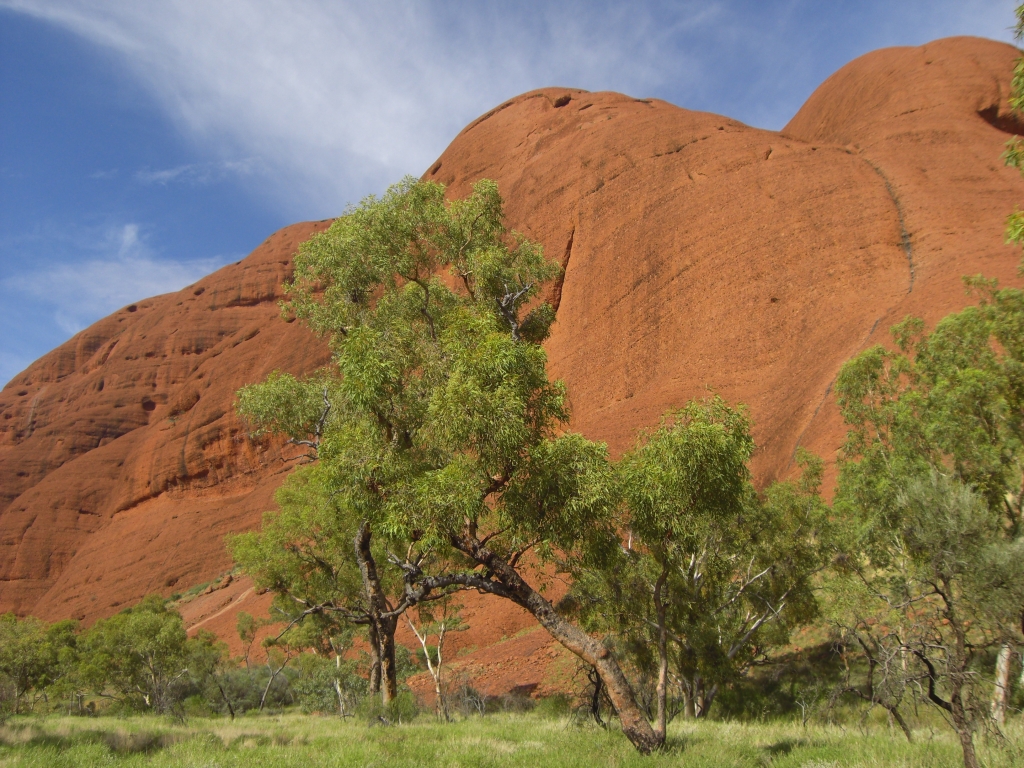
[0,596,424,722]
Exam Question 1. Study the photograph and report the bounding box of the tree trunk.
[408,616,451,721]
[991,643,1012,725]
[947,667,980,768]
[702,682,719,718]
[886,704,913,742]
[951,699,980,768]
[354,522,399,706]
[588,665,607,727]
[682,682,695,719]
[378,618,398,705]
[949,617,979,768]
[259,657,290,712]
[334,655,346,717]
[216,679,236,720]
[453,532,663,753]
[367,621,381,694]
[653,566,669,739]
[693,675,707,718]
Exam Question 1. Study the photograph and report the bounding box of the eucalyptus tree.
[831,293,1024,768]
[0,614,77,716]
[572,399,825,736]
[230,463,417,704]
[76,596,219,714]
[237,177,661,751]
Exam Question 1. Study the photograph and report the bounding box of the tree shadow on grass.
[0,726,187,755]
[762,738,807,758]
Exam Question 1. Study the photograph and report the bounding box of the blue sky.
[0,0,1019,386]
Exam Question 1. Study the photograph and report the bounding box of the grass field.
[1,712,1022,768]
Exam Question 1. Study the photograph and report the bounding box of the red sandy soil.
[2,36,1023,698]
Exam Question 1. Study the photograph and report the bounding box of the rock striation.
[1,38,1023,664]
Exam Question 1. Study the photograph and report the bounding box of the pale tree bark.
[258,653,291,712]
[367,621,381,695]
[914,636,979,768]
[991,643,1013,725]
[653,565,669,739]
[407,614,451,721]
[682,686,695,719]
[378,623,399,705]
[334,655,346,717]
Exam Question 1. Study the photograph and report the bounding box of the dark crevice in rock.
[864,159,914,293]
[550,227,575,313]
[978,106,1024,135]
[462,100,515,135]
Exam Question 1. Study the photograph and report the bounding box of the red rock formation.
[430,36,1024,487]
[1,38,1022,686]
[0,222,332,622]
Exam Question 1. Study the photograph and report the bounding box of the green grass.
[0,712,1020,767]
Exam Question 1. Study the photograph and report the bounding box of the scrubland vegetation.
[6,8,1024,767]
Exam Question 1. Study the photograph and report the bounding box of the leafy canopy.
[237,177,615,566]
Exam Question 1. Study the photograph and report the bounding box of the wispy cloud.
[1,223,228,337]
[1,0,1016,218]
[0,1,717,218]
[0,0,1016,389]
[134,158,258,186]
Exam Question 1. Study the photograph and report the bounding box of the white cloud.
[0,0,1017,389]
[1,223,226,336]
[0,0,715,219]
[0,0,1017,219]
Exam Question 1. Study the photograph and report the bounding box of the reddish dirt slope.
[1,36,1022,693]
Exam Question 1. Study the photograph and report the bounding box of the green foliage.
[283,177,558,341]
[835,290,1024,556]
[228,467,378,652]
[235,177,610,564]
[233,176,622,660]
[831,293,1024,765]
[236,370,337,446]
[76,596,221,714]
[1004,5,1024,267]
[0,614,77,717]
[356,689,420,725]
[572,399,827,721]
[292,653,367,716]
[620,396,754,549]
[831,284,1024,528]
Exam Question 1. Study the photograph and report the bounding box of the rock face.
[2,37,1023,655]
[430,36,1024,486]
[0,222,332,622]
